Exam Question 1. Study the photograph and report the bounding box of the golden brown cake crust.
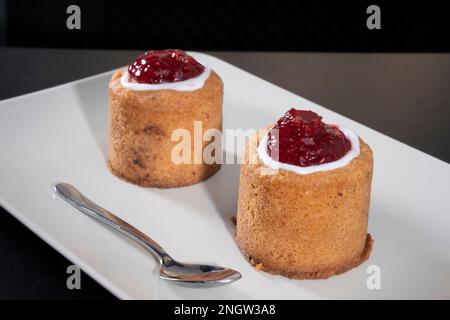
[236,128,374,279]
[108,70,223,188]
[243,234,373,279]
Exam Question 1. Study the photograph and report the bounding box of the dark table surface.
[0,48,449,299]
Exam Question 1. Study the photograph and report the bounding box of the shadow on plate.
[202,155,241,237]
[73,75,110,160]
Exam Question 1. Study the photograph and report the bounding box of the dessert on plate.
[108,49,223,188]
[236,108,373,279]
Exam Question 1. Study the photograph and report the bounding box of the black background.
[2,0,450,52]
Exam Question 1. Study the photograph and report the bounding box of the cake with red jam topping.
[108,49,223,188]
[236,109,373,279]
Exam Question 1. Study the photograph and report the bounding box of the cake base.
[108,160,221,188]
[240,234,373,280]
[236,128,374,280]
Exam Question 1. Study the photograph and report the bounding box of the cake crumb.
[228,215,237,226]
[255,263,263,271]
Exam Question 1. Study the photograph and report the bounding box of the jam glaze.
[258,109,360,175]
[121,49,211,92]
[128,49,205,84]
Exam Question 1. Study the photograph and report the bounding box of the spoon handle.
[53,183,168,262]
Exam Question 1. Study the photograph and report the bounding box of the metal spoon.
[53,183,241,286]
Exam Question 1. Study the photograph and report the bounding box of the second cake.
[108,49,223,188]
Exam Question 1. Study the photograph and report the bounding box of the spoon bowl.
[159,258,242,285]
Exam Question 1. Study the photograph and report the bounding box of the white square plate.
[1,53,449,299]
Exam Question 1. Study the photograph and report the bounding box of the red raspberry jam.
[128,49,205,84]
[267,109,351,167]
